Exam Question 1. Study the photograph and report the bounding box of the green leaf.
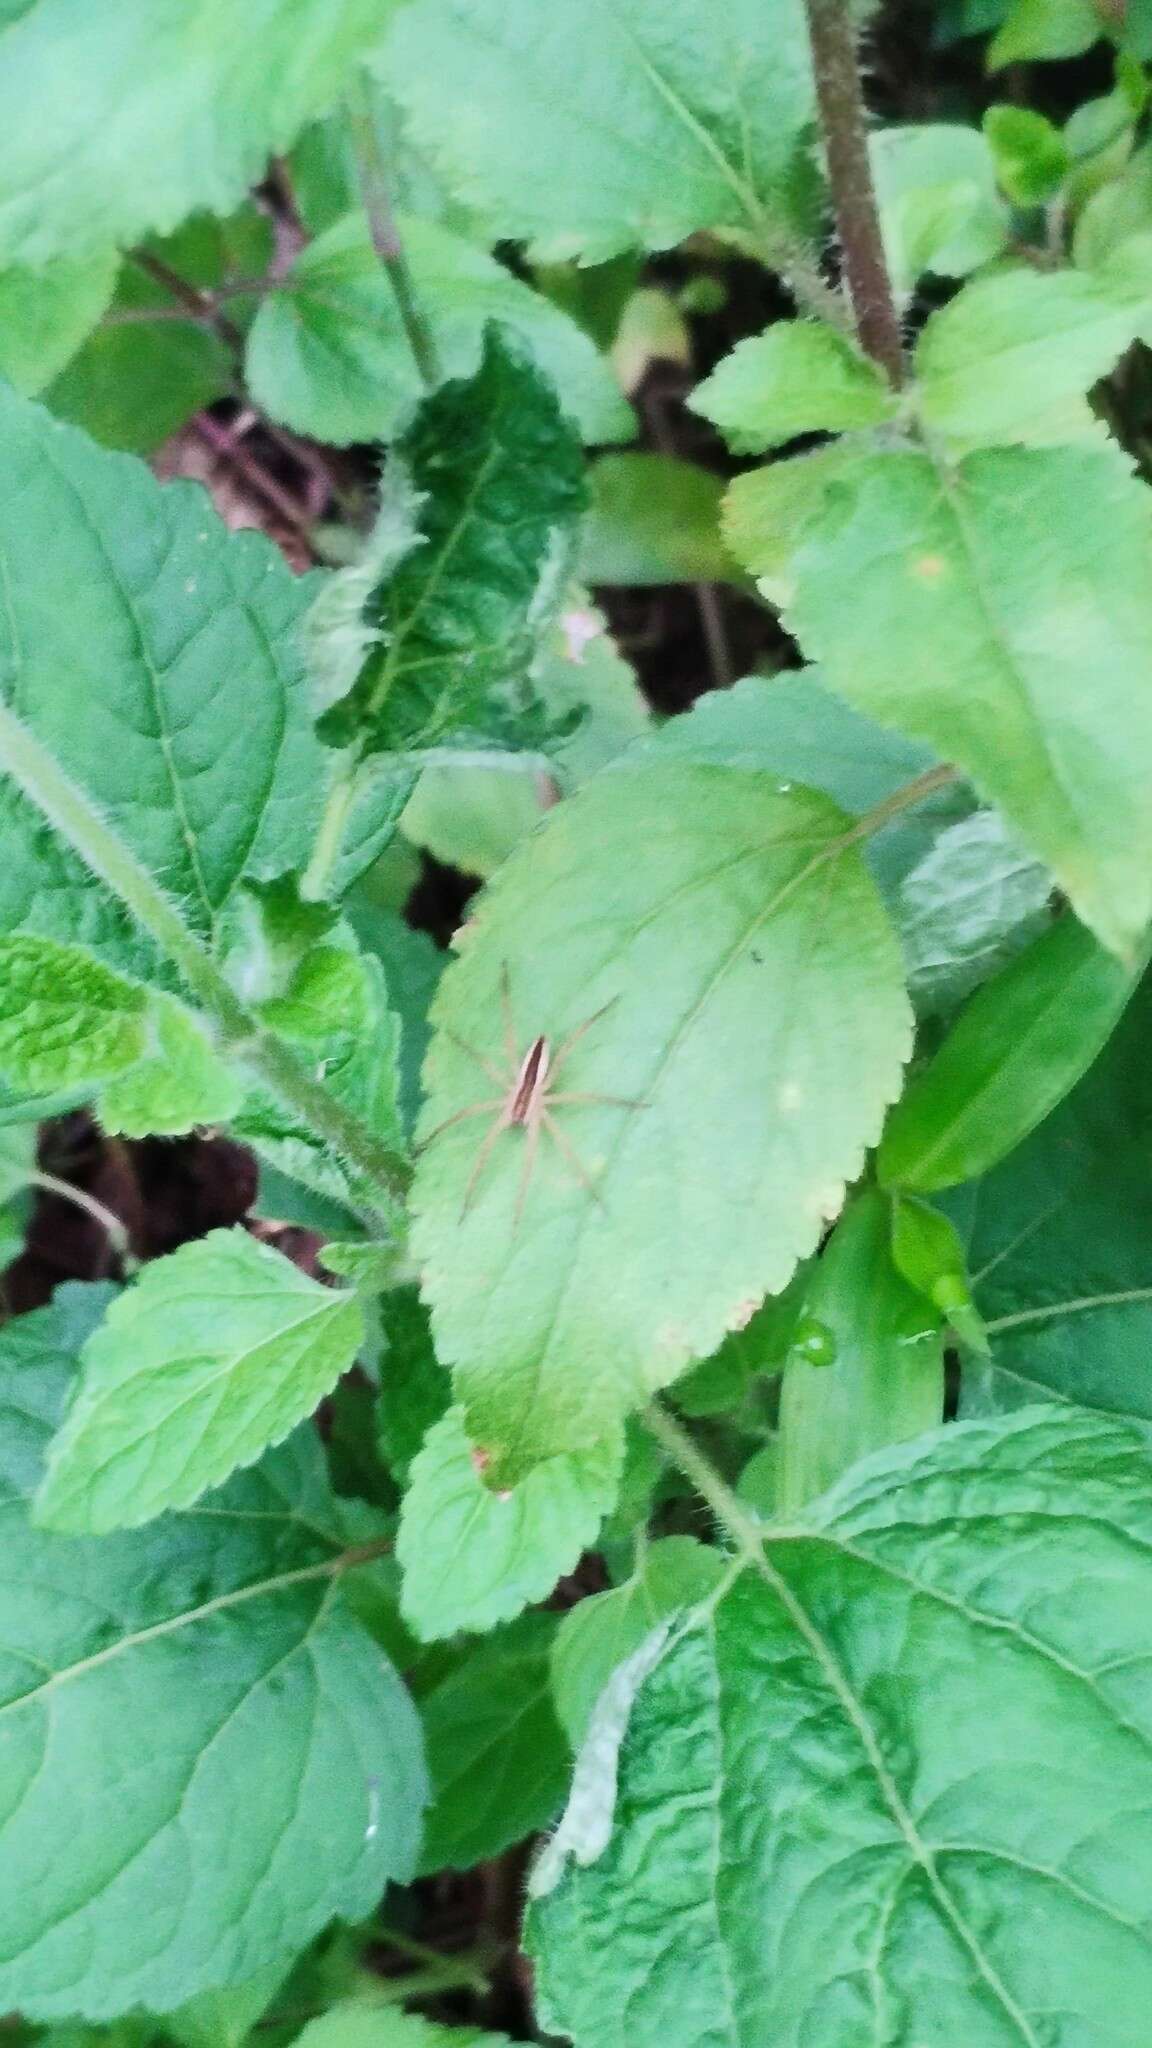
[896,808,1052,1016]
[869,124,1009,300]
[376,1286,451,1487]
[99,994,243,1137]
[0,1299,424,2019]
[0,935,148,1092]
[0,1120,35,1203]
[246,211,632,448]
[551,1537,725,1747]
[889,1191,988,1353]
[580,454,735,586]
[914,266,1145,447]
[417,1613,569,1873]
[776,1190,944,1513]
[411,762,912,1481]
[990,0,1101,66]
[879,911,1143,1192]
[0,387,323,970]
[0,249,117,394]
[954,977,1152,1424]
[530,1407,1152,2047]
[36,1228,365,1533]
[164,1964,291,2048]
[787,442,1152,957]
[397,1406,622,1641]
[292,2011,511,2048]
[0,0,399,265]
[691,322,897,453]
[983,104,1070,205]
[315,327,586,760]
[381,0,823,263]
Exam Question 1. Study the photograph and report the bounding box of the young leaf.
[896,807,1052,1016]
[787,441,1152,958]
[246,211,632,447]
[956,978,1152,1424]
[0,0,398,265]
[397,1406,622,1641]
[889,1191,988,1353]
[990,0,1101,66]
[98,993,243,1137]
[551,1536,725,1747]
[776,1189,944,1513]
[36,1228,364,1533]
[0,248,117,394]
[691,322,897,453]
[164,1964,291,2048]
[0,935,147,1093]
[983,105,1070,205]
[381,0,823,263]
[721,442,870,608]
[0,1307,424,2019]
[0,386,323,970]
[417,1613,569,1874]
[315,327,585,760]
[412,763,912,1481]
[868,124,1008,300]
[531,1408,1152,2046]
[879,912,1143,1193]
[914,266,1145,447]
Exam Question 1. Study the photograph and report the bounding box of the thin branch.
[801,0,906,385]
[347,77,441,390]
[30,1170,138,1274]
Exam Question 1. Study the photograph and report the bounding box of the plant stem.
[801,0,906,386]
[348,79,441,391]
[0,698,411,1210]
[300,755,365,902]
[850,761,958,842]
[645,1399,769,1563]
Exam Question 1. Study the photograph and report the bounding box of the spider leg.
[548,994,620,1082]
[512,1111,543,1230]
[460,1112,510,1217]
[548,1091,647,1110]
[419,1097,504,1148]
[542,1108,604,1206]
[441,1025,507,1091]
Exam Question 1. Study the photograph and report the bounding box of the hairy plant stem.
[0,698,411,1213]
[348,79,441,391]
[645,1399,769,1562]
[300,752,367,902]
[802,0,906,385]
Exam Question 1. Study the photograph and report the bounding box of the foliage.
[4,2,1152,2044]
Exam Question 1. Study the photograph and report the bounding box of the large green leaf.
[0,386,323,969]
[417,1613,569,1874]
[36,1229,365,1533]
[397,1406,622,1640]
[531,1408,1152,2046]
[956,978,1152,1426]
[411,762,912,1482]
[0,1293,425,2019]
[895,809,1052,1016]
[787,441,1152,957]
[246,211,632,447]
[0,0,396,264]
[381,0,822,263]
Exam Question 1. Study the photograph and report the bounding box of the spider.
[422,970,644,1222]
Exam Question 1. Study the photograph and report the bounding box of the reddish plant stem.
[802,0,906,386]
